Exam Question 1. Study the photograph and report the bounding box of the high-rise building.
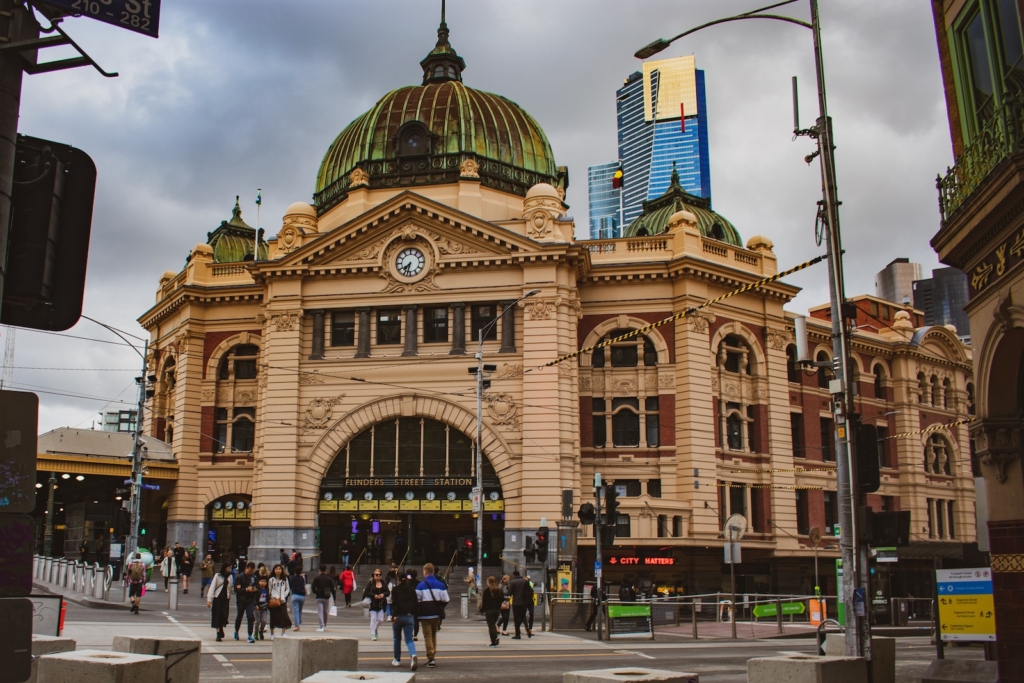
[912,267,970,341]
[588,162,621,239]
[587,55,711,233]
[874,257,922,305]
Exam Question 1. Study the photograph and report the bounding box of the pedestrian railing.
[32,554,119,603]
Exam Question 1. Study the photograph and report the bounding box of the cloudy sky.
[11,0,952,432]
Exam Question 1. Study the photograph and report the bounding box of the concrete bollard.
[37,649,164,683]
[28,635,76,683]
[61,560,69,588]
[271,636,359,683]
[302,674,416,683]
[168,576,179,610]
[76,563,85,593]
[34,554,40,579]
[564,670,698,683]
[748,655,867,683]
[43,557,52,583]
[824,634,896,683]
[113,636,200,683]
[93,564,105,599]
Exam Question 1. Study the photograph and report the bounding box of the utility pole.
[126,340,148,560]
[43,471,56,556]
[594,473,604,642]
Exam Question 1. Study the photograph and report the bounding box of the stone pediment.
[270,192,535,272]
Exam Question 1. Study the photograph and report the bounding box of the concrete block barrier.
[271,636,359,683]
[922,659,998,683]
[748,655,867,683]
[28,636,76,683]
[564,669,698,683]
[301,673,416,683]
[112,635,201,683]
[37,649,165,683]
[823,634,895,683]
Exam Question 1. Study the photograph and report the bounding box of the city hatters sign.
[343,478,475,487]
[968,226,1024,296]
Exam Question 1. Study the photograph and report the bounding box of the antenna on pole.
[441,0,445,23]
[792,76,799,133]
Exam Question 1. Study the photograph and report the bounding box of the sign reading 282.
[41,0,161,38]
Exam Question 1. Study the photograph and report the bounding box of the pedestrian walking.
[363,568,390,641]
[498,575,511,635]
[311,564,336,632]
[414,563,449,668]
[233,561,258,643]
[525,576,536,637]
[289,568,306,631]
[160,548,178,592]
[481,575,504,647]
[200,555,215,592]
[464,566,477,602]
[206,562,232,641]
[289,551,304,578]
[390,570,419,671]
[584,584,604,632]
[268,563,293,638]
[125,552,147,614]
[508,571,529,639]
[328,565,339,594]
[254,577,270,640]
[340,539,352,567]
[180,548,194,594]
[340,565,356,607]
[279,549,289,565]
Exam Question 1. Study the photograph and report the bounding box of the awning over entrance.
[36,428,178,480]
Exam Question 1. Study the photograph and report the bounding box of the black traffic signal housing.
[577,502,596,525]
[535,526,549,563]
[2,135,95,331]
[873,510,911,547]
[524,536,536,563]
[852,415,881,494]
[461,536,476,564]
[604,484,620,523]
[601,522,617,549]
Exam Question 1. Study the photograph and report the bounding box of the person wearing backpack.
[414,563,449,668]
[126,552,147,614]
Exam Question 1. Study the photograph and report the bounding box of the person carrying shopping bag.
[268,564,292,639]
[363,568,390,641]
[206,562,233,642]
[311,564,336,632]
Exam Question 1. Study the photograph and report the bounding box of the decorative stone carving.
[201,388,215,402]
[522,298,558,320]
[216,387,232,403]
[614,379,637,395]
[304,395,346,430]
[558,363,573,378]
[592,374,605,392]
[459,157,480,178]
[972,418,1023,484]
[723,382,739,399]
[379,237,441,293]
[493,363,524,380]
[644,371,658,390]
[278,226,300,254]
[349,167,369,188]
[658,372,675,389]
[687,313,712,334]
[272,311,300,332]
[484,392,520,430]
[711,376,720,393]
[765,328,791,351]
[236,389,256,405]
[579,375,592,391]
[299,371,325,385]
[522,186,563,242]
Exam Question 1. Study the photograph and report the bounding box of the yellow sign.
[338,500,358,511]
[462,500,474,511]
[359,500,379,511]
[441,500,462,511]
[223,508,236,519]
[400,499,420,511]
[319,500,338,511]
[421,500,440,511]
[379,500,399,511]
[936,568,996,641]
[484,500,504,511]
[212,508,224,519]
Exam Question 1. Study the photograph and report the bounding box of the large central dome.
[314,16,565,214]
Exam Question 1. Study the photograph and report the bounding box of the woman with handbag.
[363,568,390,641]
[481,575,504,647]
[206,563,233,642]
[340,565,356,607]
[498,575,512,636]
[268,564,292,639]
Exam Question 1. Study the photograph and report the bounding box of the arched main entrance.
[207,494,252,561]
[318,417,504,569]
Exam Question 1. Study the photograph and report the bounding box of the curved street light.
[635,0,864,657]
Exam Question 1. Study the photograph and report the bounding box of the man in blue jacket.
[415,563,450,668]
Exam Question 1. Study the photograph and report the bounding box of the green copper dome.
[206,197,269,263]
[313,16,565,213]
[623,165,742,246]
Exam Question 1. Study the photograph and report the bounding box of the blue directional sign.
[39,0,160,38]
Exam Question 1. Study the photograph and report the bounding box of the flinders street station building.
[137,20,980,600]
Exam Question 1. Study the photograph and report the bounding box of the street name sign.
[607,603,653,639]
[39,0,160,38]
[936,567,995,642]
[752,601,806,618]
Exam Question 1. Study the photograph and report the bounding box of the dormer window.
[397,121,431,157]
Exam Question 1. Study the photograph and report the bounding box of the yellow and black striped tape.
[727,467,837,474]
[883,417,975,440]
[543,253,828,368]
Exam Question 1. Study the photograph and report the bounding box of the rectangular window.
[870,300,878,317]
[376,309,402,344]
[645,396,659,447]
[877,426,889,468]
[657,515,668,538]
[937,498,946,539]
[616,480,642,497]
[612,397,640,447]
[820,417,834,461]
[729,482,746,517]
[882,496,895,513]
[881,305,890,321]
[231,408,255,452]
[672,515,683,537]
[791,413,804,458]
[592,398,607,448]
[747,405,759,453]
[824,491,837,535]
[796,489,809,535]
[927,498,935,538]
[615,513,631,538]
[470,304,497,341]
[331,311,355,347]
[610,344,638,367]
[647,479,662,498]
[422,307,449,343]
[750,488,764,533]
[948,500,956,539]
[214,407,228,453]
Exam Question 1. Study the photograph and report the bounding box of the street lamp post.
[473,289,540,586]
[43,471,56,556]
[635,0,865,658]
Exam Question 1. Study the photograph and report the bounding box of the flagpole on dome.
[255,188,262,262]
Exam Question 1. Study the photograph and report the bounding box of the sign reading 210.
[42,0,161,39]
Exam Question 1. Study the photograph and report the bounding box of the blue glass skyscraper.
[588,162,621,239]
[588,55,712,234]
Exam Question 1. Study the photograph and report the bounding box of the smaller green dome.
[205,197,269,263]
[624,166,742,246]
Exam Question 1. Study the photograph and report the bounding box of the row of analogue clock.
[323,491,502,502]
[212,501,247,510]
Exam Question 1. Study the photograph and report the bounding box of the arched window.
[943,378,954,410]
[212,343,259,454]
[817,350,832,389]
[873,364,886,399]
[713,331,763,454]
[718,334,752,375]
[931,376,942,407]
[726,410,743,450]
[924,433,953,475]
[161,357,176,444]
[218,344,259,380]
[710,223,725,241]
[786,345,801,383]
[588,326,664,450]
[918,373,930,405]
[592,329,658,368]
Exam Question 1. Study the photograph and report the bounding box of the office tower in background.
[875,257,923,305]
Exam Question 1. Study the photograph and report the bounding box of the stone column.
[499,300,516,353]
[402,305,418,357]
[165,328,207,551]
[309,310,325,360]
[355,307,371,358]
[450,303,466,355]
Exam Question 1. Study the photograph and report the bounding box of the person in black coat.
[390,572,419,670]
[481,575,505,647]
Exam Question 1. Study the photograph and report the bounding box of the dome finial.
[420,0,465,85]
[670,160,681,188]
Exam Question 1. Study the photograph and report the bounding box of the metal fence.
[32,554,116,602]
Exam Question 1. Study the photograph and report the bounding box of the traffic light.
[872,510,911,547]
[461,537,476,564]
[535,526,549,563]
[524,536,536,563]
[604,484,619,523]
[577,502,596,525]
[2,135,95,331]
[852,415,880,494]
[601,523,617,549]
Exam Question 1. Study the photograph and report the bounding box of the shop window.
[647,479,662,498]
[470,304,497,342]
[376,309,402,344]
[423,307,449,343]
[331,311,355,346]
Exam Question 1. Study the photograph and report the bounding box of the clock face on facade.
[395,248,426,278]
[364,492,374,501]
[489,491,499,501]
[446,491,457,501]
[405,491,415,501]
[344,492,354,501]
[225,501,234,510]
[384,491,394,501]
[323,492,333,501]
[425,491,436,501]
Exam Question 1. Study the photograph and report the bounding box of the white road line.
[615,649,656,660]
[164,612,244,680]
